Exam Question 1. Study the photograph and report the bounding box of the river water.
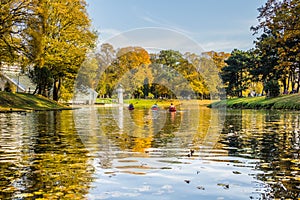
[0,104,299,199]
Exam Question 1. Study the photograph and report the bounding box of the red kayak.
[151,104,159,111]
[169,106,176,112]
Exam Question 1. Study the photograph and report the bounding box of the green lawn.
[5,91,296,112]
[209,94,300,110]
[0,92,69,112]
[123,99,180,109]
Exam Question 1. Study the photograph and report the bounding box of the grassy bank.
[124,99,180,109]
[209,94,300,110]
[0,92,70,112]
[123,99,212,109]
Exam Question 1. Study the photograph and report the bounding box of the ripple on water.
[1,108,300,199]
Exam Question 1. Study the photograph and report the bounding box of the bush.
[264,80,280,97]
[4,81,13,92]
[148,93,154,99]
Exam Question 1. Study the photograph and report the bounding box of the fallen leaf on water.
[196,186,205,190]
[217,183,229,189]
[160,167,172,170]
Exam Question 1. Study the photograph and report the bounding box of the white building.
[72,87,98,105]
[0,65,35,93]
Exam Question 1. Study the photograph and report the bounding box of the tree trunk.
[297,70,300,93]
[33,86,38,95]
[53,79,58,101]
[52,78,61,101]
[287,72,291,92]
[282,76,287,94]
[37,85,42,95]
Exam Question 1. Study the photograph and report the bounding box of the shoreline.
[0,107,74,113]
[0,92,70,113]
[209,94,300,110]
[2,92,298,113]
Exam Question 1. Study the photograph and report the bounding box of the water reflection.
[1,106,300,199]
[74,104,221,154]
[220,109,300,199]
[0,111,93,199]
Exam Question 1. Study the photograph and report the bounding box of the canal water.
[0,104,299,199]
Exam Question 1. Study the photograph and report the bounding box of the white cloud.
[97,27,256,53]
[101,27,204,54]
[201,40,254,52]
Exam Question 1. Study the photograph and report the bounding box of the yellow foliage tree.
[24,0,97,100]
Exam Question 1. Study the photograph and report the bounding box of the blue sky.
[86,0,266,53]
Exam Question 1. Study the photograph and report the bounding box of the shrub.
[264,80,280,97]
[4,81,13,92]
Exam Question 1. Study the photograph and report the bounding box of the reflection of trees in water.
[220,109,243,155]
[220,110,300,199]
[0,111,93,199]
[78,105,220,158]
[0,113,24,199]
[152,111,181,147]
[152,104,218,151]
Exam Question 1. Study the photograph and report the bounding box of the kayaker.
[151,103,158,110]
[169,103,176,112]
[128,103,134,110]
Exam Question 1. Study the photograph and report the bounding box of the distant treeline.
[76,45,224,100]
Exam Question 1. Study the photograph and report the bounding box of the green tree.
[28,66,53,96]
[252,0,300,93]
[152,50,185,98]
[264,79,280,97]
[152,50,209,99]
[221,49,254,97]
[251,33,280,95]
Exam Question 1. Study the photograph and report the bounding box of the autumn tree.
[92,43,116,98]
[96,47,214,99]
[204,51,231,71]
[24,0,97,100]
[116,47,151,98]
[97,46,151,98]
[151,50,210,99]
[151,50,183,98]
[0,0,32,66]
[252,0,300,93]
[181,58,209,99]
